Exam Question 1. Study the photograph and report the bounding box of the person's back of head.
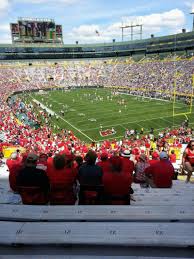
[100,152,108,161]
[39,153,48,163]
[53,154,66,170]
[75,155,83,168]
[159,151,169,161]
[85,150,97,165]
[109,156,122,173]
[25,153,38,168]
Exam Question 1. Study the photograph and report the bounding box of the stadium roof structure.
[0,30,194,60]
[1,31,194,48]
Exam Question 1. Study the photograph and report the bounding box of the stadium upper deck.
[0,31,194,60]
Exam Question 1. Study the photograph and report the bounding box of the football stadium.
[0,1,194,257]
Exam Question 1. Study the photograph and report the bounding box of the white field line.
[73,106,174,126]
[31,96,94,142]
[46,92,186,128]
[47,94,174,120]
[161,117,175,124]
[81,114,179,132]
[35,92,189,141]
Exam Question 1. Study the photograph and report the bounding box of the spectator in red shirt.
[149,151,160,166]
[97,152,111,173]
[36,153,48,171]
[169,150,176,164]
[121,150,134,177]
[47,154,78,205]
[7,152,22,192]
[182,140,194,183]
[103,156,132,204]
[145,151,174,188]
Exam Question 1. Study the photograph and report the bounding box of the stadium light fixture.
[190,12,194,31]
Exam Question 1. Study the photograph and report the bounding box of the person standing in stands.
[145,151,174,188]
[182,140,194,183]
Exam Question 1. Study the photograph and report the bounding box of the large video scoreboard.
[10,18,63,44]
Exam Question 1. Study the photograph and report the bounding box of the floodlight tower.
[190,11,194,31]
[121,23,143,41]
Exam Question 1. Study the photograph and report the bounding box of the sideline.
[31,96,94,142]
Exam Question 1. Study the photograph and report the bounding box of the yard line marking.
[81,114,179,131]
[161,117,174,124]
[31,96,94,142]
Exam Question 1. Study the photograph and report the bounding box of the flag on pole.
[95,30,100,36]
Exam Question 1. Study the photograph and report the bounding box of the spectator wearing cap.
[103,156,132,205]
[121,150,134,177]
[7,152,22,192]
[16,153,50,195]
[145,151,174,188]
[149,151,160,166]
[134,154,150,186]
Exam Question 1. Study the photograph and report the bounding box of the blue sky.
[0,0,194,43]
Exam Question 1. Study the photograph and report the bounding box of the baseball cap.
[159,151,168,160]
[152,151,159,159]
[10,152,17,159]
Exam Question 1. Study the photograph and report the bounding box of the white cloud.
[67,8,186,44]
[0,32,12,44]
[123,9,185,30]
[0,24,10,31]
[0,24,12,43]
[0,0,10,15]
[185,1,194,12]
[0,0,9,11]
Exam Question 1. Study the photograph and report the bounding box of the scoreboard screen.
[18,20,55,39]
[11,18,63,43]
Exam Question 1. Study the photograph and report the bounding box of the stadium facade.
[0,30,194,60]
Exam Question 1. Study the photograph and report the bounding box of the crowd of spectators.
[6,148,175,205]
[0,57,194,205]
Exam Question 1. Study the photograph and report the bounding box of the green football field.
[27,88,194,142]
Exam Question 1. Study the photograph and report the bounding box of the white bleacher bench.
[0,205,193,222]
[131,197,194,206]
[0,257,192,259]
[0,221,193,247]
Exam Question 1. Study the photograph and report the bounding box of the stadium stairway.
[0,163,194,257]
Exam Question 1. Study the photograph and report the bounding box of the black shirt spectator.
[16,153,50,194]
[78,150,103,186]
